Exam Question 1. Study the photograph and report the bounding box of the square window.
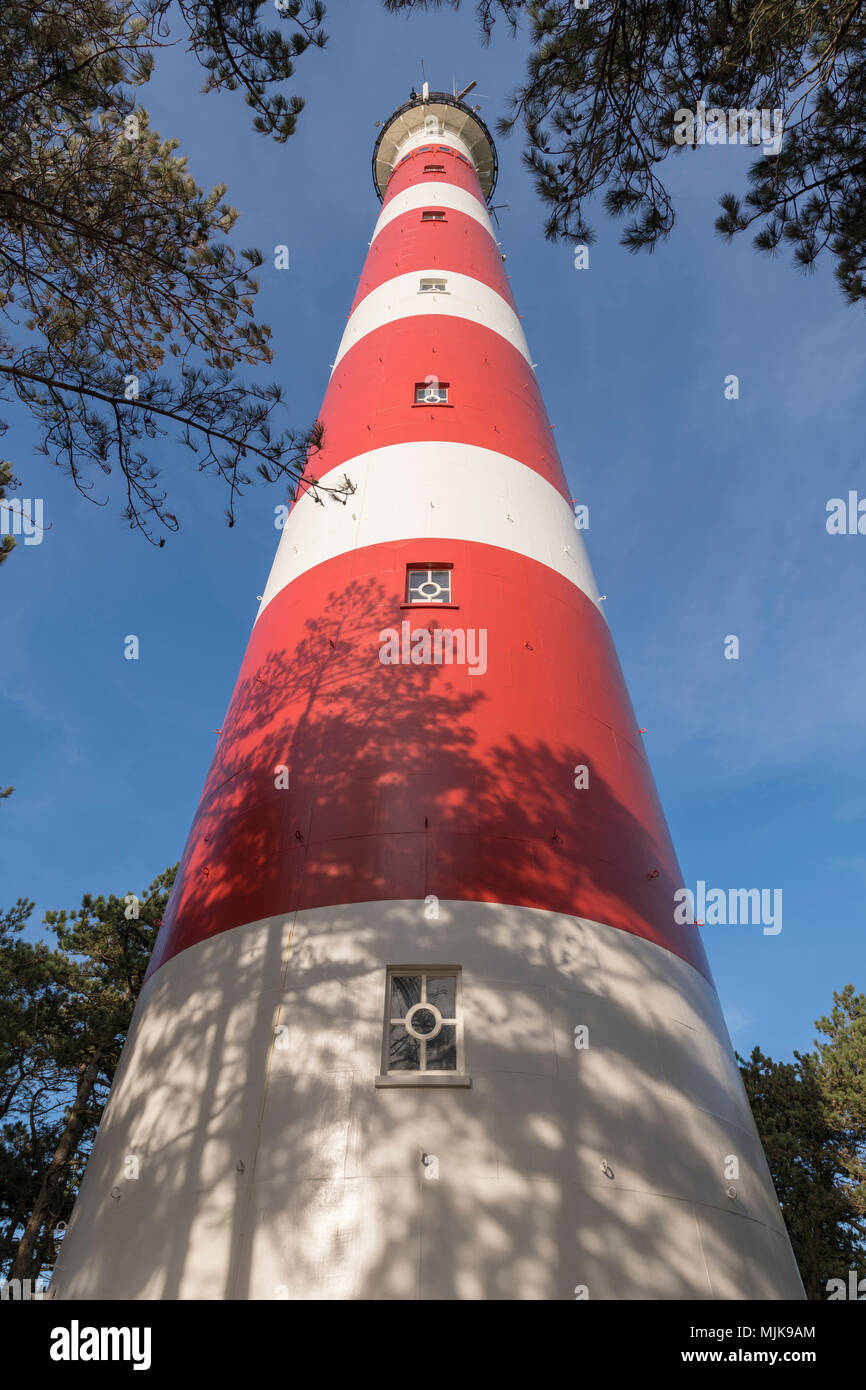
[419,277,448,294]
[414,380,449,404]
[406,567,452,603]
[421,210,446,221]
[381,968,464,1078]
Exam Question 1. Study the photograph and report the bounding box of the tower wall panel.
[258,442,596,615]
[302,318,571,499]
[51,902,803,1301]
[351,214,513,310]
[145,541,707,981]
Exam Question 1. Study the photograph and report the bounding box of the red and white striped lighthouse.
[55,90,803,1301]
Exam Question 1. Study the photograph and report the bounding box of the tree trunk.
[9,1047,103,1280]
[1,1205,23,1267]
[0,1057,27,1123]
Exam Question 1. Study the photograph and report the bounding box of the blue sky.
[1,0,863,1064]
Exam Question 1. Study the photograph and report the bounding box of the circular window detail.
[405,1002,443,1040]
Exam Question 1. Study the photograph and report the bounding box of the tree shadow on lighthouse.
[53,570,801,1299]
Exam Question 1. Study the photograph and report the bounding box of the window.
[380,969,466,1082]
[419,277,447,294]
[421,209,446,221]
[424,163,445,173]
[414,381,449,405]
[406,567,452,603]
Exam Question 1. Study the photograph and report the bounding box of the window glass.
[390,975,420,1018]
[426,975,456,1016]
[426,1026,457,1071]
[411,1007,438,1036]
[389,1027,420,1071]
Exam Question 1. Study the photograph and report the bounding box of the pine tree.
[2,868,175,1284]
[0,2,345,549]
[0,461,16,568]
[739,988,866,1300]
[383,0,866,307]
[813,986,866,1245]
[0,897,73,1275]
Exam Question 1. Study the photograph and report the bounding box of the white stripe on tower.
[256,442,599,620]
[372,184,495,239]
[332,270,530,370]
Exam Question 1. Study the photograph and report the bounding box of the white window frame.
[419,277,448,294]
[413,381,449,405]
[376,966,470,1088]
[406,567,452,603]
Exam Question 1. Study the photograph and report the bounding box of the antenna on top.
[456,80,477,101]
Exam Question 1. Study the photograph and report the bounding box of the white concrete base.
[52,901,804,1300]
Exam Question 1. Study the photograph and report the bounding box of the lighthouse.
[54,89,803,1301]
